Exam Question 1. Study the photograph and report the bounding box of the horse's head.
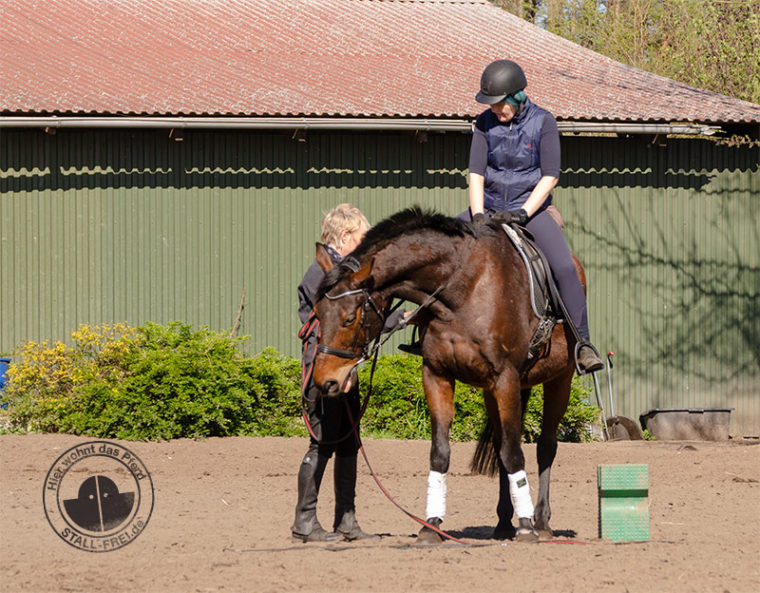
[311,244,385,397]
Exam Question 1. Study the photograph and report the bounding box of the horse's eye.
[343,314,356,326]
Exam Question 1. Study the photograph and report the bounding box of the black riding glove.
[499,209,529,226]
[471,212,486,224]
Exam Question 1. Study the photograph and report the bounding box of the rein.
[299,311,378,447]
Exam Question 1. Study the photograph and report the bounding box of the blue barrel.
[0,357,10,394]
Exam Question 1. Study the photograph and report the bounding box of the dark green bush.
[3,323,306,440]
[357,355,485,441]
[358,354,598,442]
[3,322,599,442]
[522,381,599,443]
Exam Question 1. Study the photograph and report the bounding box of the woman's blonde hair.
[321,203,370,247]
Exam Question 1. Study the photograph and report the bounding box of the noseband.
[316,287,386,362]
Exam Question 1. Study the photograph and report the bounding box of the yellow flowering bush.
[4,324,137,432]
[72,322,136,365]
[2,322,304,440]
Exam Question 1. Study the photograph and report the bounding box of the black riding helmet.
[475,59,528,104]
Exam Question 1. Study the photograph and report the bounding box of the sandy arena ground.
[1,433,758,593]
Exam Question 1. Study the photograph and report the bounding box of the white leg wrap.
[426,471,447,519]
[508,470,534,519]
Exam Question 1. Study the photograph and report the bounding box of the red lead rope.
[298,311,320,391]
[343,402,473,546]
[298,311,472,545]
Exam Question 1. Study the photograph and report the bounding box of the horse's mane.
[357,206,473,258]
[318,206,477,296]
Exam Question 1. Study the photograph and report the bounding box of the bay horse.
[311,207,585,542]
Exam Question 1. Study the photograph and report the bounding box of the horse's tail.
[470,419,499,477]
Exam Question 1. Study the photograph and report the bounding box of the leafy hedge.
[2,323,304,440]
[358,354,598,442]
[1,322,599,442]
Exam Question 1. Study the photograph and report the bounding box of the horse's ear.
[353,256,374,286]
[315,243,334,273]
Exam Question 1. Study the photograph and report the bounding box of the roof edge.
[0,116,722,136]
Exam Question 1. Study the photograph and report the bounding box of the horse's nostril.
[323,379,340,396]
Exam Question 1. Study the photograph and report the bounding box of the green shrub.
[245,346,306,438]
[521,379,599,443]
[3,323,306,440]
[357,355,486,440]
[3,323,599,442]
[358,354,598,442]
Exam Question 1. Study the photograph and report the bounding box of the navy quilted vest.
[478,99,553,212]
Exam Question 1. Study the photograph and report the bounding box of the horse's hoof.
[533,521,554,540]
[515,518,539,542]
[417,518,444,544]
[493,522,516,540]
[537,528,554,540]
[515,528,539,542]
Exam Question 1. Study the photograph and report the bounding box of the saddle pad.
[501,223,553,319]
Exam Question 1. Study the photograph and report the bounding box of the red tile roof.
[2,0,758,125]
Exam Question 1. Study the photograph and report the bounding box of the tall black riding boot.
[333,455,378,541]
[292,452,340,542]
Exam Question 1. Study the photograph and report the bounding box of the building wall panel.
[1,129,757,435]
[556,136,759,436]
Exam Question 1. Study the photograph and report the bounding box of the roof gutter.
[557,122,719,136]
[0,116,720,136]
[0,116,471,132]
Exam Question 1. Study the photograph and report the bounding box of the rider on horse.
[466,59,604,374]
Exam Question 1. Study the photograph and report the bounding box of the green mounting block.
[597,464,649,541]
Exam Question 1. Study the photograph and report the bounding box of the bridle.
[299,286,390,448]
[315,287,388,364]
[298,285,391,448]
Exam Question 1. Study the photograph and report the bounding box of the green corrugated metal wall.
[0,128,471,356]
[555,135,759,437]
[1,128,758,435]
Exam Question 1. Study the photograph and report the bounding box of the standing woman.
[467,59,603,373]
[292,203,377,542]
